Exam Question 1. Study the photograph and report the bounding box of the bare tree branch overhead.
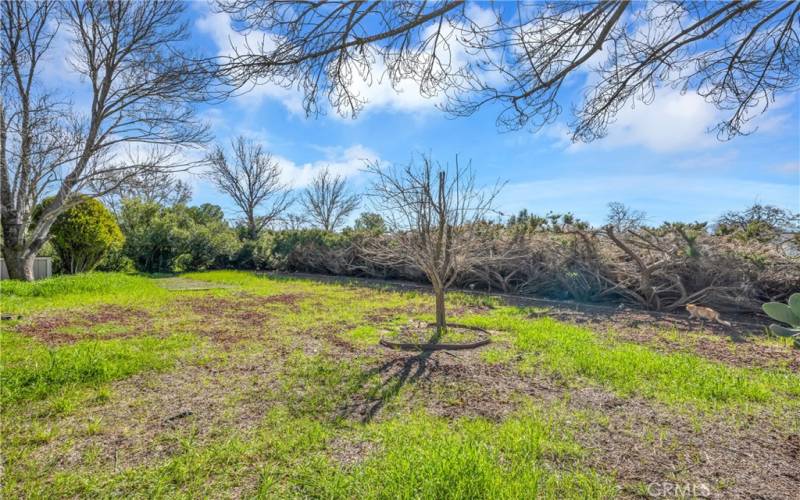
[217,0,800,140]
[301,167,360,231]
[1,0,224,280]
[205,136,293,240]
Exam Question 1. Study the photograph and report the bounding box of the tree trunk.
[434,287,447,338]
[2,247,35,281]
[246,214,259,240]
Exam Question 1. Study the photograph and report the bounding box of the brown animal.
[685,304,731,327]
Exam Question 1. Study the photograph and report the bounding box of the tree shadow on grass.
[337,346,439,424]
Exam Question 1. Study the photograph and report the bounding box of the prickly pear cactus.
[762,293,800,348]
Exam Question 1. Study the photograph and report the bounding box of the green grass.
[0,332,199,404]
[462,310,800,410]
[324,407,615,499]
[0,272,169,314]
[2,270,799,498]
[29,404,613,499]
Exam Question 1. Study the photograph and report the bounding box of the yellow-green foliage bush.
[46,196,124,274]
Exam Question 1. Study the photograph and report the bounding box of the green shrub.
[44,196,124,274]
[231,233,275,269]
[353,212,386,234]
[118,200,239,273]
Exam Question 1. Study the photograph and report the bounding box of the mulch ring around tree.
[379,320,490,351]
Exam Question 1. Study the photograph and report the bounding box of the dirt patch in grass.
[22,353,283,473]
[321,336,800,499]
[177,293,304,322]
[171,293,306,345]
[570,387,800,500]
[156,277,236,291]
[363,304,428,323]
[14,305,153,346]
[334,345,559,424]
[328,437,378,468]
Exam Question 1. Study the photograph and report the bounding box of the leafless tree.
[1,0,220,280]
[717,203,800,235]
[362,154,501,336]
[205,136,292,240]
[217,1,800,140]
[606,202,647,232]
[301,167,359,231]
[93,170,192,214]
[280,212,310,231]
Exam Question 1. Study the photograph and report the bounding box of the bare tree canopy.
[217,0,800,140]
[606,202,647,232]
[205,135,293,239]
[1,0,221,279]
[300,167,360,231]
[363,154,501,334]
[280,212,310,230]
[93,170,193,214]
[717,203,800,236]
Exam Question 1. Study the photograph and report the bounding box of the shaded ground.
[2,271,799,498]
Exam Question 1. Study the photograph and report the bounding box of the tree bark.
[2,246,35,281]
[434,287,447,338]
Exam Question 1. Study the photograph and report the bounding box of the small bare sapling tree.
[364,154,501,337]
[205,136,292,240]
[301,167,359,231]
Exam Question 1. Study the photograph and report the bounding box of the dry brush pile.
[256,222,798,315]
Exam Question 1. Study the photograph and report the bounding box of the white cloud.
[745,93,797,135]
[342,55,442,116]
[585,88,721,153]
[273,144,379,188]
[39,21,83,87]
[195,10,306,115]
[195,5,494,119]
[538,86,797,154]
[337,4,500,118]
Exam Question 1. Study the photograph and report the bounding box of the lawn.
[1,271,799,498]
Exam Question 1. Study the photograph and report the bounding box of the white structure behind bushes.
[0,258,52,280]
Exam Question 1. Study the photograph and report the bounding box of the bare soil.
[14,305,153,346]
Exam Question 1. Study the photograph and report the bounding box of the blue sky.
[49,2,800,227]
